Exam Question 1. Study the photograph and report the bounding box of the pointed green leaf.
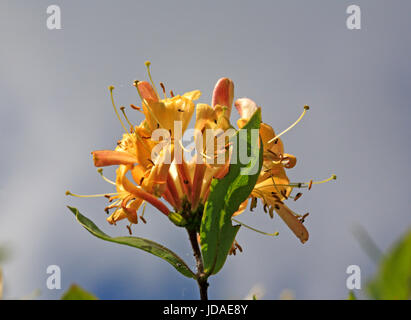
[367,228,411,300]
[200,109,263,275]
[61,284,98,300]
[68,206,195,279]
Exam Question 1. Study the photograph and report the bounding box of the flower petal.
[235,98,259,127]
[273,202,309,244]
[92,150,137,167]
[212,78,234,118]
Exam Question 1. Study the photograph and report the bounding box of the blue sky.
[1,0,410,299]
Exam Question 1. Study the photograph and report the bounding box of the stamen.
[235,241,243,252]
[268,105,310,144]
[293,192,303,201]
[160,82,167,98]
[130,104,141,111]
[97,168,116,185]
[170,90,175,97]
[109,86,129,133]
[119,106,134,129]
[250,197,257,212]
[144,61,160,99]
[269,206,276,218]
[65,190,117,198]
[261,174,337,189]
[312,174,337,185]
[140,201,147,218]
[126,224,133,235]
[300,213,309,223]
[232,218,279,237]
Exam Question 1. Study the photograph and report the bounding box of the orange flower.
[67,62,335,240]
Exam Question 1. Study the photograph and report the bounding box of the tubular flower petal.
[212,77,234,118]
[92,150,137,167]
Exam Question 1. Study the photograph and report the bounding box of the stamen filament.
[120,106,134,129]
[66,191,118,198]
[140,201,147,218]
[232,218,279,237]
[109,86,129,133]
[97,168,116,185]
[145,61,160,99]
[268,105,309,144]
[258,174,337,189]
[312,174,337,185]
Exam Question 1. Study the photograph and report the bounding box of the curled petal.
[183,90,201,101]
[107,208,127,225]
[282,153,297,169]
[195,103,217,132]
[92,150,137,167]
[235,98,259,127]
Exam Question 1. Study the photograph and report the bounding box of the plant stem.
[187,229,209,300]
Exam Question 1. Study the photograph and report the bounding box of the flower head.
[67,62,335,242]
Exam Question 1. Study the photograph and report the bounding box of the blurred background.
[0,0,410,299]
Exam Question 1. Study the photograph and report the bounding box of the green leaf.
[200,109,263,275]
[68,206,195,279]
[367,228,411,300]
[61,284,98,300]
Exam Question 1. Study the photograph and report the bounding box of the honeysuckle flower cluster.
[67,61,336,247]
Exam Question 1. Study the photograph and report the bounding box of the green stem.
[187,229,209,300]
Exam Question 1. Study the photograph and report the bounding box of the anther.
[268,206,274,219]
[300,213,309,223]
[170,90,175,97]
[160,82,167,98]
[294,192,303,201]
[130,104,141,111]
[308,180,313,190]
[140,216,147,224]
[126,225,132,235]
[250,197,257,212]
